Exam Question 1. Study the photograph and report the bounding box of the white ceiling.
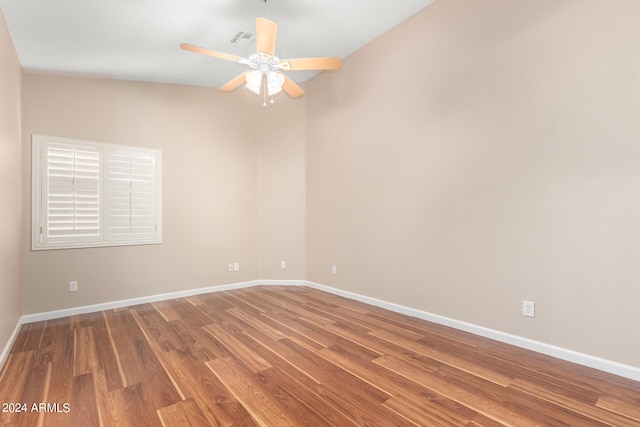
[0,0,434,88]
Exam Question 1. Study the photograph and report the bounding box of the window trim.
[32,134,163,250]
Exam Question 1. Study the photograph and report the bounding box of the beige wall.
[0,8,22,356]
[306,0,640,367]
[257,95,307,279]
[21,75,260,314]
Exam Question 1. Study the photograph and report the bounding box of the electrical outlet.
[331,265,337,275]
[523,300,535,318]
[280,260,286,269]
[69,281,78,292]
[233,262,240,272]
[228,263,233,272]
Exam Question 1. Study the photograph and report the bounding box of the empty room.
[1,0,639,425]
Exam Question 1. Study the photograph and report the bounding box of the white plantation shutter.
[106,151,157,240]
[43,144,102,243]
[32,135,162,250]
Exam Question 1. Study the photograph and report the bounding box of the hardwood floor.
[1,286,639,426]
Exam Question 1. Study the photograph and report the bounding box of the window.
[32,134,162,250]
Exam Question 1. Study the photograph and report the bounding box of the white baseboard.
[21,279,309,324]
[258,279,307,286]
[305,281,640,383]
[21,280,262,324]
[16,279,640,382]
[0,317,23,374]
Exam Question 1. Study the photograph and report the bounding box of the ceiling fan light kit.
[243,52,286,96]
[181,14,341,104]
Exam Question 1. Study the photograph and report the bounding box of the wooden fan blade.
[282,75,304,98]
[180,43,243,63]
[220,72,248,92]
[256,17,278,56]
[280,57,341,71]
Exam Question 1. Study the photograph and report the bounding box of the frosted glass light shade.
[267,72,285,96]
[245,70,262,94]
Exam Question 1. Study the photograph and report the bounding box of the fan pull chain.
[262,74,267,107]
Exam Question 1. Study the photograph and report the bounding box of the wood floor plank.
[375,354,603,426]
[157,399,210,427]
[256,366,359,427]
[183,297,229,324]
[151,300,184,323]
[10,323,44,355]
[274,338,416,425]
[302,288,373,314]
[282,336,392,402]
[203,323,272,373]
[0,351,34,426]
[141,328,257,427]
[257,288,336,325]
[69,373,100,427]
[226,291,332,350]
[232,321,325,389]
[92,368,117,427]
[206,357,294,426]
[16,362,51,427]
[156,299,216,329]
[252,367,342,427]
[73,326,102,377]
[168,319,225,363]
[104,309,182,410]
[507,366,603,407]
[446,365,611,426]
[32,321,56,367]
[49,319,74,366]
[40,324,75,427]
[167,348,257,426]
[597,395,640,422]
[297,316,387,358]
[102,309,145,386]
[510,377,640,426]
[2,286,639,427]
[258,310,329,350]
[294,292,429,341]
[225,308,288,341]
[320,343,411,393]
[109,383,163,427]
[319,343,494,426]
[93,312,125,392]
[467,414,511,427]
[129,310,187,401]
[383,394,472,426]
[222,291,269,316]
[129,304,183,354]
[371,328,514,387]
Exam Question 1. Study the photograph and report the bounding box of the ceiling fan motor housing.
[249,53,282,73]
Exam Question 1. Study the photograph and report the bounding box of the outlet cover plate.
[523,300,535,318]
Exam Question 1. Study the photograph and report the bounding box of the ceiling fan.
[181,17,341,99]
